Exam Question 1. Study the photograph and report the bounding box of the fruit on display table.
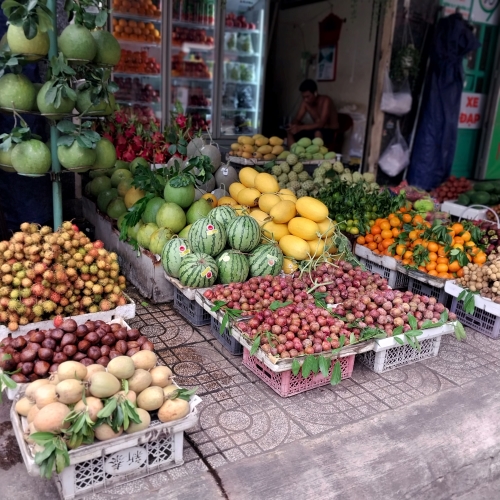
[172,27,214,46]
[0,221,127,331]
[112,18,161,44]
[430,176,473,203]
[112,0,161,17]
[14,352,195,479]
[116,50,160,74]
[456,253,500,302]
[455,181,500,207]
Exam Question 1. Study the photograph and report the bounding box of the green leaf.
[440,310,449,323]
[97,398,117,419]
[454,321,467,341]
[95,11,107,26]
[56,135,75,147]
[392,325,403,336]
[250,335,261,356]
[421,320,433,329]
[34,443,55,465]
[407,314,418,330]
[318,356,330,377]
[291,358,301,376]
[57,120,76,134]
[269,300,292,311]
[394,336,404,345]
[220,312,229,334]
[350,332,356,345]
[23,17,38,40]
[210,300,227,312]
[301,355,315,378]
[330,360,342,385]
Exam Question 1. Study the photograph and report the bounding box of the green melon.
[93,138,117,170]
[57,141,97,171]
[106,198,127,220]
[0,73,36,111]
[178,252,218,288]
[156,203,186,234]
[142,197,165,224]
[91,30,121,65]
[11,140,51,175]
[7,24,49,57]
[248,244,284,277]
[188,218,226,257]
[97,188,118,213]
[164,183,195,208]
[59,24,97,61]
[115,160,130,170]
[90,176,112,197]
[207,205,236,226]
[217,250,249,284]
[137,223,158,249]
[161,238,191,278]
[226,216,261,252]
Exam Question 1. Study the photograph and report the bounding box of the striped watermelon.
[161,237,190,279]
[217,250,249,284]
[188,217,227,257]
[178,252,218,287]
[226,216,261,252]
[208,205,236,226]
[248,244,284,277]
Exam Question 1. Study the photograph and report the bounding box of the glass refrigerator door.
[111,1,163,124]
[219,0,266,137]
[170,0,216,133]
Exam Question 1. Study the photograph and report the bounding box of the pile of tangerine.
[112,0,160,18]
[113,18,161,44]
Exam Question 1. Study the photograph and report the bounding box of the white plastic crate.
[359,258,409,289]
[11,388,201,500]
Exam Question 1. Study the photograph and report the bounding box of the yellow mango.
[262,221,290,242]
[269,200,296,224]
[271,145,284,155]
[202,193,218,208]
[263,154,277,161]
[237,187,261,207]
[239,136,254,145]
[269,136,284,146]
[295,197,329,222]
[230,143,240,151]
[288,217,320,240]
[253,134,265,140]
[255,137,269,147]
[253,152,263,159]
[241,152,252,159]
[278,189,295,196]
[242,144,255,153]
[279,235,309,260]
[256,145,272,154]
[259,193,281,213]
[229,182,246,201]
[239,167,259,188]
[254,172,279,194]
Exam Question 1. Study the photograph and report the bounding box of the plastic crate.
[242,349,355,397]
[360,257,409,289]
[451,297,500,339]
[407,277,449,304]
[358,336,442,373]
[210,317,243,355]
[173,287,210,327]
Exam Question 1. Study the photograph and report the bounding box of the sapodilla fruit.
[25,378,50,402]
[58,360,87,381]
[107,356,135,380]
[89,371,120,398]
[94,423,123,441]
[113,390,137,405]
[56,379,84,405]
[158,398,190,423]
[163,385,179,399]
[149,366,173,388]
[131,350,157,371]
[125,408,150,434]
[34,402,71,433]
[84,364,105,382]
[127,368,152,394]
[35,384,58,409]
[15,397,34,417]
[27,404,40,424]
[74,397,103,422]
[137,386,164,411]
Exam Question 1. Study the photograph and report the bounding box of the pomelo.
[11,140,51,175]
[7,24,49,57]
[57,141,96,171]
[149,227,173,255]
[90,176,112,197]
[115,160,130,170]
[124,187,146,208]
[76,88,115,115]
[37,81,75,117]
[117,179,134,197]
[142,196,165,224]
[111,168,133,187]
[178,224,191,239]
[130,157,149,175]
[97,188,118,213]
[117,213,126,231]
[0,144,15,167]
[186,198,212,224]
[89,169,107,179]
[0,73,36,111]
[127,220,143,240]
[164,183,195,208]
[32,83,43,112]
[91,30,121,65]
[137,223,159,249]
[107,198,127,219]
[58,24,97,61]
[93,138,117,170]
[156,203,186,234]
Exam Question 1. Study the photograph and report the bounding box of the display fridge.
[110,0,269,140]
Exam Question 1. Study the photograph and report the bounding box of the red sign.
[458,92,485,129]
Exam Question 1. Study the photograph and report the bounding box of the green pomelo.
[111,168,133,187]
[76,88,116,115]
[142,197,165,224]
[156,203,186,234]
[97,188,118,213]
[7,24,49,57]
[59,24,97,61]
[117,213,126,231]
[186,198,212,224]
[91,30,121,65]
[57,141,96,171]
[155,174,166,189]
[11,140,51,175]
[37,80,75,117]
[115,160,130,170]
[93,138,117,170]
[130,157,149,175]
[178,224,191,239]
[117,179,134,197]
[137,223,158,249]
[32,83,43,112]
[89,169,107,179]
[106,198,127,219]
[0,144,15,166]
[127,220,143,240]
[0,73,36,111]
[164,183,195,208]
[90,176,112,197]
[149,227,174,255]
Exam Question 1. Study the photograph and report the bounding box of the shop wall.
[268,1,377,124]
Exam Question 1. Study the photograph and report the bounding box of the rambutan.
[20,222,31,233]
[1,263,11,274]
[88,305,98,313]
[19,317,29,326]
[26,269,36,281]
[81,265,90,274]
[85,280,93,290]
[12,277,21,287]
[42,288,51,299]
[50,291,61,304]
[12,262,22,273]
[82,296,93,308]
[76,261,84,270]
[60,297,69,307]
[3,250,13,260]
[83,289,92,296]
[98,277,108,287]
[63,241,72,252]
[0,286,11,297]
[83,255,94,265]
[93,240,104,249]
[8,299,18,312]
[0,297,9,309]
[92,284,103,295]
[21,278,32,288]
[0,311,8,322]
[20,288,32,299]
[8,321,19,331]
[99,299,112,312]
[108,293,120,304]
[12,232,25,243]
[97,270,107,280]
[22,296,36,307]
[119,283,126,291]
[24,236,33,246]
[90,264,98,275]
[67,261,77,271]
[90,276,98,283]
[55,306,63,315]
[54,283,68,295]
[43,270,55,282]
[55,270,67,283]
[118,276,126,284]
[113,285,121,295]
[93,294,102,303]
[64,304,75,315]
[104,284,113,294]
[42,300,57,313]
[74,278,85,290]
[33,304,43,317]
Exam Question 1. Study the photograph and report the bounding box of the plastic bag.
[380,72,412,116]
[378,122,410,177]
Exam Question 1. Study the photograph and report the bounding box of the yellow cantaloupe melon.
[237,187,261,207]
[269,200,296,224]
[262,220,290,242]
[288,217,320,240]
[239,167,259,188]
[259,193,281,213]
[254,172,279,194]
[295,197,328,222]
[279,235,309,260]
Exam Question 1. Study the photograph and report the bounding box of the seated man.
[286,79,339,146]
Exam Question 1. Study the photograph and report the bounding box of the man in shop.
[286,79,339,147]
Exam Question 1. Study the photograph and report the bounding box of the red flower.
[175,114,187,128]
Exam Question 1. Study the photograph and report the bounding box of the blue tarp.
[407,13,480,190]
[0,10,53,231]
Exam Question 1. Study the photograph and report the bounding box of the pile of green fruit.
[289,137,336,161]
[456,181,500,207]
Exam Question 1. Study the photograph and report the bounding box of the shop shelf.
[210,317,243,356]
[173,288,210,327]
[242,349,354,398]
[113,72,161,78]
[112,12,162,23]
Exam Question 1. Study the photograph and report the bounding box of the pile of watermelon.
[161,206,284,288]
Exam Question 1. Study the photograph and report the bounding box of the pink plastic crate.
[242,349,355,398]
